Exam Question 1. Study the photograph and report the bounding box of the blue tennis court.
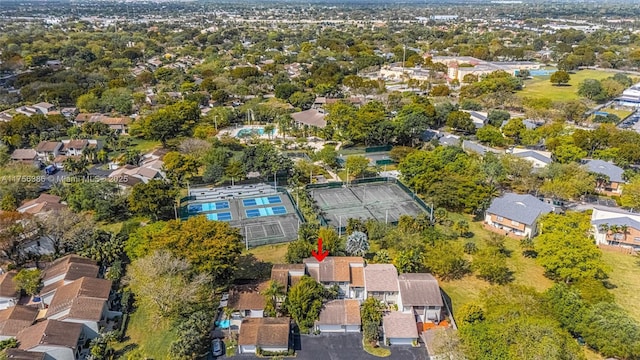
[245,206,287,218]
[242,196,282,207]
[188,201,230,214]
[205,212,233,221]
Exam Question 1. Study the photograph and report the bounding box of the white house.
[34,141,62,162]
[591,207,640,250]
[45,277,113,339]
[16,320,84,360]
[303,257,365,300]
[364,264,399,305]
[315,299,361,333]
[510,148,552,169]
[0,272,19,310]
[238,317,290,354]
[397,273,444,324]
[39,255,99,306]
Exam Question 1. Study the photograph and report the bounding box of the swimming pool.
[188,201,230,214]
[215,319,230,329]
[237,127,273,138]
[242,196,282,207]
[206,212,233,221]
[245,206,287,218]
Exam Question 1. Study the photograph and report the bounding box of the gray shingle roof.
[592,217,640,230]
[584,160,625,183]
[513,151,552,164]
[486,193,554,226]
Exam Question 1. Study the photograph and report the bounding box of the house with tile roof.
[397,273,444,324]
[17,194,66,216]
[583,159,626,195]
[0,271,20,310]
[16,319,84,360]
[484,193,555,238]
[40,255,99,306]
[270,264,305,293]
[364,264,399,305]
[591,207,640,250]
[10,149,37,163]
[290,109,327,128]
[34,141,62,162]
[4,349,46,360]
[0,305,38,341]
[314,299,361,333]
[238,317,291,354]
[303,257,365,301]
[227,282,268,319]
[45,277,113,339]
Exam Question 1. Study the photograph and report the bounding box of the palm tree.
[619,225,629,245]
[82,146,97,164]
[223,307,234,337]
[262,280,285,317]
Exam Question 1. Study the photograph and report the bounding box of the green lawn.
[115,305,177,359]
[247,243,289,264]
[601,249,640,322]
[131,139,162,153]
[440,215,553,314]
[518,69,613,102]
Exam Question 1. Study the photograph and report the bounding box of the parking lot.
[226,333,428,360]
[618,110,640,131]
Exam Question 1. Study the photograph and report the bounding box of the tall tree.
[284,276,326,332]
[128,180,178,221]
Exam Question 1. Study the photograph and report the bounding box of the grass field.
[132,138,162,153]
[518,69,613,102]
[247,242,289,263]
[601,249,640,322]
[115,305,177,359]
[440,215,554,312]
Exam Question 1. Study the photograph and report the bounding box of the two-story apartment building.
[584,159,626,196]
[0,305,38,341]
[303,257,365,300]
[485,193,555,238]
[35,141,62,162]
[364,264,399,305]
[591,207,640,251]
[0,271,19,310]
[16,320,84,360]
[397,273,444,325]
[40,255,100,306]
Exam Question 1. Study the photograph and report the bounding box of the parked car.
[212,338,223,357]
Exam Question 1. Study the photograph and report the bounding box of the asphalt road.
[226,333,427,360]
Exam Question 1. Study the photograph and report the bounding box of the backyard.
[518,69,613,102]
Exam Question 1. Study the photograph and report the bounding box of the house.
[303,257,365,300]
[34,141,62,162]
[227,282,267,318]
[510,148,552,169]
[59,107,78,120]
[465,111,488,129]
[364,264,399,305]
[16,319,84,360]
[290,109,327,128]
[10,149,37,163]
[99,117,131,135]
[17,194,66,216]
[40,255,99,306]
[0,305,38,341]
[462,140,502,156]
[314,299,361,333]
[484,193,554,238]
[238,317,291,354]
[108,164,164,184]
[32,103,55,115]
[45,277,113,339]
[583,159,626,196]
[382,311,418,346]
[0,272,19,310]
[270,264,305,292]
[15,106,39,117]
[397,273,444,324]
[0,111,13,122]
[591,207,640,250]
[60,140,88,157]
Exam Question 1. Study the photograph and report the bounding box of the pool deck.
[219,124,279,139]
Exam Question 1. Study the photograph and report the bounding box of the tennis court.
[309,181,427,229]
[183,184,302,248]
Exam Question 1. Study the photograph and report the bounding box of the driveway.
[227,333,427,360]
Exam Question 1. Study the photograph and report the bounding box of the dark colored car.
[212,338,223,357]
